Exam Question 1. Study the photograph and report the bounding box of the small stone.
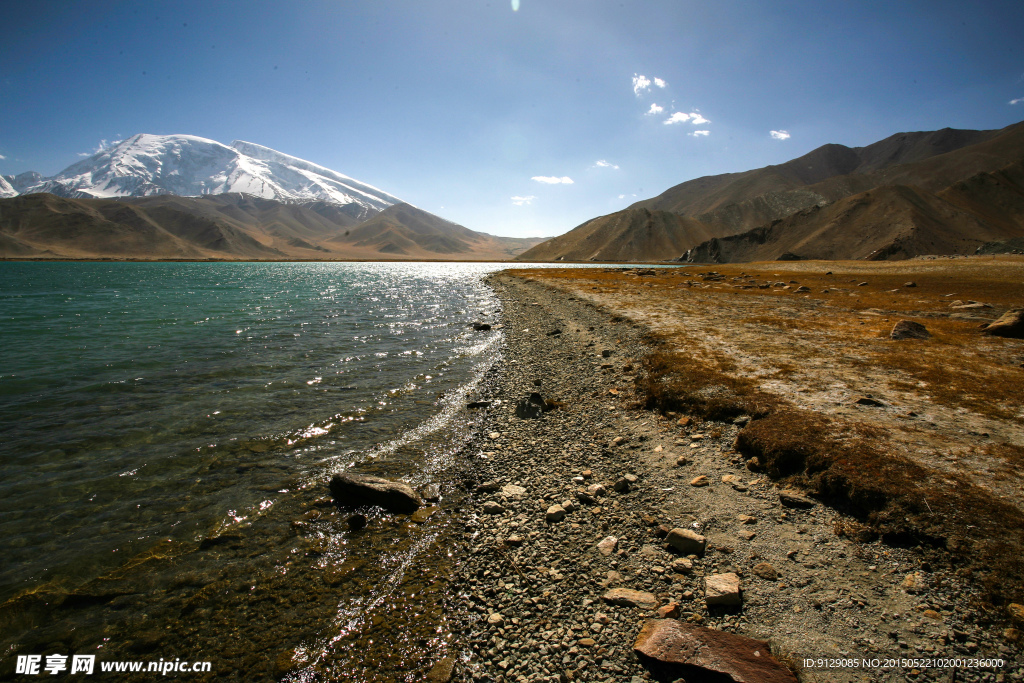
[546,505,567,523]
[752,562,778,581]
[576,490,598,505]
[487,613,505,626]
[577,637,596,647]
[613,477,631,493]
[501,484,527,497]
[902,572,927,594]
[677,417,691,427]
[586,484,607,497]
[854,396,886,407]
[482,501,505,514]
[737,530,756,541]
[597,536,619,556]
[671,557,693,574]
[705,573,742,606]
[1007,603,1024,622]
[411,506,436,524]
[488,432,501,439]
[666,528,707,556]
[505,536,524,546]
[602,588,659,610]
[582,470,593,479]
[675,456,688,467]
[922,609,942,621]
[721,474,739,484]
[737,514,757,525]
[425,657,454,682]
[778,489,816,508]
[657,603,681,619]
[561,499,577,513]
[690,475,709,487]
[612,436,627,446]
[904,281,917,287]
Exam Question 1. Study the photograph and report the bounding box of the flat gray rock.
[329,473,423,514]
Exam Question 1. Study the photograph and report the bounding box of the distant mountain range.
[518,121,1024,263]
[0,134,546,260]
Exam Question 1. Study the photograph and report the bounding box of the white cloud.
[691,130,710,137]
[1011,97,1024,105]
[511,195,537,206]
[664,112,691,125]
[646,103,664,115]
[689,113,710,125]
[632,73,651,95]
[594,160,619,170]
[0,154,5,160]
[618,194,625,199]
[532,176,574,184]
[770,130,791,140]
[78,138,123,157]
[654,77,666,88]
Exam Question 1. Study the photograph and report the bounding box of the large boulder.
[329,473,423,514]
[983,309,1024,338]
[634,620,797,682]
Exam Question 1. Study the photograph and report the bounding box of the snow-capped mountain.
[0,175,16,198]
[13,134,401,215]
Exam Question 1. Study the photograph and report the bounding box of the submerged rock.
[329,473,423,514]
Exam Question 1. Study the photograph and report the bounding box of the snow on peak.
[0,175,17,198]
[10,134,401,212]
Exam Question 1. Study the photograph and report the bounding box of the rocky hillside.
[684,158,1024,262]
[520,121,1024,263]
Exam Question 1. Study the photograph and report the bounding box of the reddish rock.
[633,619,797,682]
[657,602,681,619]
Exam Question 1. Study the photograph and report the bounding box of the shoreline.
[443,271,1021,683]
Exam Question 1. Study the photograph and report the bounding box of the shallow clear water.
[0,262,508,602]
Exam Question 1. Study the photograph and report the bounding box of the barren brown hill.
[0,194,547,260]
[523,121,1024,263]
[516,208,720,262]
[685,158,1024,263]
[324,203,548,260]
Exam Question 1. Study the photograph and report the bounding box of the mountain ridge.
[519,121,1024,263]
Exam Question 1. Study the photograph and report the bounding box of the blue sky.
[2,0,1023,238]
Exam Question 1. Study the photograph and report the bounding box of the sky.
[2,0,1023,238]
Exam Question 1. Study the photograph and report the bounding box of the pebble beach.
[439,271,1022,683]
